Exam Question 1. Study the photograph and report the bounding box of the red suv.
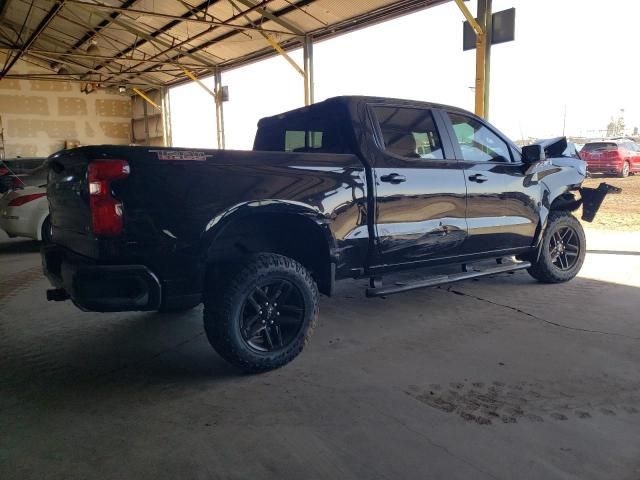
[580,140,640,177]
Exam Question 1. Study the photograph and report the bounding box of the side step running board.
[365,261,531,298]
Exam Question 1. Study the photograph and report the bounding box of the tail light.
[604,149,621,160]
[8,192,46,207]
[87,159,129,236]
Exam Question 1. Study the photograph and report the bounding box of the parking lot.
[1,194,639,479]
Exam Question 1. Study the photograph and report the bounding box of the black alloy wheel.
[548,226,580,271]
[527,211,586,284]
[240,279,305,352]
[204,253,319,372]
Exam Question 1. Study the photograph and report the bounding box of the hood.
[534,136,587,177]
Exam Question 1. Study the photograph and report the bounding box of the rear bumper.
[41,244,161,312]
[585,162,623,174]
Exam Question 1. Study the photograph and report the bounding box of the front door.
[444,111,540,254]
[368,105,468,267]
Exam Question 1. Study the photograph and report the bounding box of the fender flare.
[200,199,338,262]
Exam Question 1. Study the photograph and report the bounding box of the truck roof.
[257,95,475,127]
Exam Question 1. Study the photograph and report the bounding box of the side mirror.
[521,144,546,164]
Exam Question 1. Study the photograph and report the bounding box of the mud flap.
[579,183,622,222]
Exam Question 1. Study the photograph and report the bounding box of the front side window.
[448,113,511,162]
[373,106,444,160]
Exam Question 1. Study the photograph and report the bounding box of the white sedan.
[0,186,50,241]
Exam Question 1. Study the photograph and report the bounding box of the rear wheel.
[619,161,630,178]
[528,212,586,283]
[203,253,319,372]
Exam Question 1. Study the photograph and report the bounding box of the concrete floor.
[1,230,639,480]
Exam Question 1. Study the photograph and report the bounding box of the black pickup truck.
[42,96,616,372]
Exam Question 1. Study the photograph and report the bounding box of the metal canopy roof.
[0,0,448,88]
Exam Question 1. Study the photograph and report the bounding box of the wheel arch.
[202,201,337,296]
[532,182,582,257]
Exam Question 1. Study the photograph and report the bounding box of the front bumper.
[42,245,161,312]
[579,182,622,222]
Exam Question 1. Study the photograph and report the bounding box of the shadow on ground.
[0,239,41,255]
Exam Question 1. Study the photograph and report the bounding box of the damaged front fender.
[579,182,622,222]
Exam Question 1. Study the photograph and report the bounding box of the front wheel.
[528,212,586,283]
[203,253,319,373]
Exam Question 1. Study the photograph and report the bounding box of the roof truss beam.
[63,0,295,36]
[0,46,205,68]
[136,0,313,78]
[66,0,138,53]
[0,0,66,79]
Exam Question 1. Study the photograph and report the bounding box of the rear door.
[443,111,540,254]
[368,104,468,267]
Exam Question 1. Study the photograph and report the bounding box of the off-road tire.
[619,161,630,178]
[204,253,319,373]
[528,211,586,283]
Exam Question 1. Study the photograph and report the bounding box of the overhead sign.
[463,8,516,51]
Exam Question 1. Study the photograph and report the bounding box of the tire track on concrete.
[0,266,43,306]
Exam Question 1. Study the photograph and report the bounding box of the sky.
[169,0,640,150]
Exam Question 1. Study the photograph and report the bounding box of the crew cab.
[42,96,617,372]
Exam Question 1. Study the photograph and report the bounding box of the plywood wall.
[131,90,166,147]
[0,56,132,158]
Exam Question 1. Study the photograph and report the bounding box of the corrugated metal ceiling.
[0,0,449,88]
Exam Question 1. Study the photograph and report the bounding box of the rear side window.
[582,142,617,152]
[254,106,349,153]
[284,131,323,151]
[373,106,444,160]
[447,113,511,162]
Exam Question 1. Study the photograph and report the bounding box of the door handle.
[380,173,407,184]
[468,173,488,183]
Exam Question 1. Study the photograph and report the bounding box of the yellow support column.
[454,0,486,118]
[474,32,486,118]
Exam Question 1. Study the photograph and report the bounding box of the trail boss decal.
[149,150,212,161]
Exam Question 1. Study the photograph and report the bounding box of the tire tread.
[528,211,585,284]
[203,253,318,372]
